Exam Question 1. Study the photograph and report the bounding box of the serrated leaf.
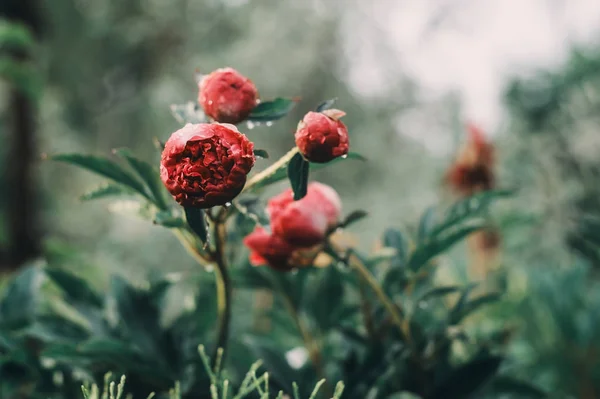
[248,98,297,122]
[315,98,337,112]
[287,152,309,200]
[114,148,169,210]
[50,153,150,200]
[254,149,269,159]
[184,207,208,243]
[339,210,368,229]
[80,184,134,201]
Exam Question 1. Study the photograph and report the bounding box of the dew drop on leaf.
[246,121,255,130]
[266,121,274,127]
[341,154,348,159]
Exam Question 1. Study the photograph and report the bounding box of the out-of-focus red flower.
[243,182,342,271]
[198,67,259,124]
[295,109,349,163]
[446,123,495,196]
[160,123,255,208]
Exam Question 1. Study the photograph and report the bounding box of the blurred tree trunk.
[0,0,43,272]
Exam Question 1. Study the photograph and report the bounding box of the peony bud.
[446,123,495,196]
[198,67,259,124]
[160,123,255,208]
[295,109,349,163]
[243,182,342,271]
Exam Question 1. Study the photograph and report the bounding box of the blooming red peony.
[295,109,349,163]
[198,67,259,124]
[243,182,342,271]
[160,123,255,208]
[446,123,495,196]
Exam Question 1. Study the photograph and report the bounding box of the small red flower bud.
[295,109,349,163]
[160,123,255,208]
[198,67,259,124]
[243,182,342,271]
[446,123,495,196]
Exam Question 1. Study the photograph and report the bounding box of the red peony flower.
[160,123,255,208]
[243,182,342,271]
[198,67,259,124]
[446,123,495,196]
[295,109,349,163]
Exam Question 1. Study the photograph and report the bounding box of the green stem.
[329,243,409,341]
[242,147,299,193]
[212,216,231,366]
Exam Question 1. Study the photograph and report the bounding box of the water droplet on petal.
[208,100,213,105]
[341,154,348,159]
[266,121,274,127]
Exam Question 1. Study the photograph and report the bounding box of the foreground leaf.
[184,207,208,243]
[80,184,134,201]
[287,152,309,200]
[430,354,503,399]
[114,148,169,210]
[248,98,297,122]
[51,153,149,199]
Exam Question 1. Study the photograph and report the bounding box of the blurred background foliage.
[1,0,600,398]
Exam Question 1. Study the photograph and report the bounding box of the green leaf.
[407,222,485,271]
[184,207,208,243]
[246,150,365,193]
[302,267,345,330]
[248,98,297,122]
[339,210,368,229]
[383,228,410,268]
[45,268,103,308]
[50,153,150,200]
[450,292,502,324]
[153,211,186,228]
[114,148,169,210]
[287,152,310,200]
[0,21,35,55]
[431,190,513,238]
[315,98,337,112]
[418,286,461,302]
[418,206,437,244]
[486,376,547,398]
[430,354,503,399]
[243,336,296,394]
[0,264,43,330]
[254,149,270,159]
[80,184,134,201]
